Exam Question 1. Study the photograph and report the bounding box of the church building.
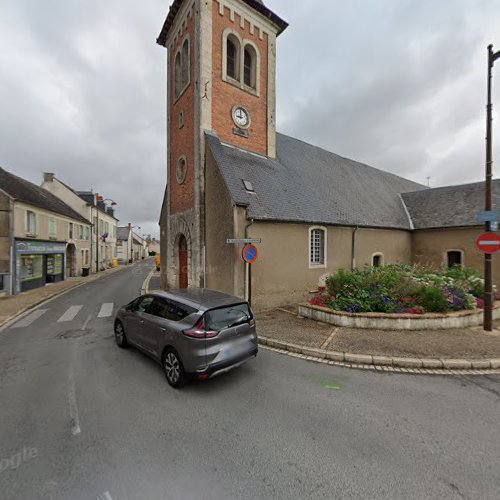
[157,0,500,310]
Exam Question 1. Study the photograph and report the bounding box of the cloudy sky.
[0,0,499,237]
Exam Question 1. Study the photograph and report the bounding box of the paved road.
[0,262,499,500]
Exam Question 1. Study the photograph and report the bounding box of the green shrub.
[411,286,450,312]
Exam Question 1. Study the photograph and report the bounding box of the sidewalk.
[0,266,126,328]
[257,307,500,372]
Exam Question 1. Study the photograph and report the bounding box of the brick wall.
[169,9,196,215]
[212,4,269,156]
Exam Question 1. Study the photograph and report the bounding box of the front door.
[179,235,188,289]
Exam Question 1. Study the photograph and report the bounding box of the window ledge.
[173,81,191,105]
[222,75,259,97]
[309,263,327,269]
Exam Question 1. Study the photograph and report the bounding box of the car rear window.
[205,303,252,331]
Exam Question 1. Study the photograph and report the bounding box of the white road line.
[68,376,81,436]
[12,309,48,328]
[81,314,92,331]
[57,305,83,323]
[97,303,114,318]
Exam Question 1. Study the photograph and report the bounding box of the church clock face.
[232,106,251,129]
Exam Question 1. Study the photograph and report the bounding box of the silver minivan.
[114,289,258,388]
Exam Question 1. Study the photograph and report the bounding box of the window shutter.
[35,213,40,236]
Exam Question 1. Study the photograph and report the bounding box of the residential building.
[156,1,500,309]
[41,173,119,272]
[0,167,91,295]
[148,237,161,255]
[116,226,133,264]
[132,233,147,261]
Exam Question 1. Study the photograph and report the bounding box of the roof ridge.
[403,179,499,195]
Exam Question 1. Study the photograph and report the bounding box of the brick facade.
[211,4,269,156]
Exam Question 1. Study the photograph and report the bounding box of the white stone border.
[298,303,500,331]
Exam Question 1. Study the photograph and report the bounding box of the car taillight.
[183,318,218,339]
[249,318,255,327]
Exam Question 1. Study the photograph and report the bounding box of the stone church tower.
[157,0,287,289]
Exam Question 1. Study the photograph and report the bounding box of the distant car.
[114,289,258,388]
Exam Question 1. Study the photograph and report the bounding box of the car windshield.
[205,303,251,331]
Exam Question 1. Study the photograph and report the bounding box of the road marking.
[97,492,113,500]
[97,303,114,318]
[81,314,92,331]
[321,327,339,350]
[68,375,81,436]
[57,305,83,323]
[12,309,48,328]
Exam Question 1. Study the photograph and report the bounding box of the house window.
[174,36,190,100]
[69,223,74,240]
[310,227,326,267]
[447,250,463,268]
[26,210,37,235]
[244,44,257,89]
[48,217,57,239]
[227,35,240,80]
[372,253,384,267]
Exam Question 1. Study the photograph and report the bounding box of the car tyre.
[114,320,128,348]
[163,349,186,389]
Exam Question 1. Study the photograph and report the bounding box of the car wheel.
[114,321,128,348]
[163,349,186,389]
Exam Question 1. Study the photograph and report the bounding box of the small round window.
[176,156,188,184]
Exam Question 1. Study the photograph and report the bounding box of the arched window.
[226,35,240,80]
[174,51,182,99]
[173,36,190,100]
[446,250,463,268]
[309,227,327,267]
[176,156,188,185]
[372,253,384,267]
[181,38,190,87]
[244,44,257,89]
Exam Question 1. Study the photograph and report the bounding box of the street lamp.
[483,44,500,331]
[95,195,117,273]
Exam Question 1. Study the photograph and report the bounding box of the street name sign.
[227,238,262,244]
[475,232,500,253]
[476,210,500,222]
[242,244,258,263]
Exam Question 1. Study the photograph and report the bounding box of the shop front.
[14,239,66,293]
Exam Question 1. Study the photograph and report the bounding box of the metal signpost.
[227,239,261,306]
[483,44,500,331]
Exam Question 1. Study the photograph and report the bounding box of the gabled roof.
[401,181,498,229]
[157,0,288,47]
[0,167,89,224]
[116,227,131,241]
[206,132,426,230]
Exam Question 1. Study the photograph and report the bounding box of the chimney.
[43,172,55,183]
[128,223,132,232]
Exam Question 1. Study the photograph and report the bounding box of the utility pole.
[484,44,500,331]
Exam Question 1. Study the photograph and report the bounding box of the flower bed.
[302,264,497,330]
[309,264,485,315]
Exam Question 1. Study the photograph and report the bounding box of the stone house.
[156,0,500,309]
[41,173,119,272]
[0,167,91,295]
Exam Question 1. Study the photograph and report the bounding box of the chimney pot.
[43,172,55,182]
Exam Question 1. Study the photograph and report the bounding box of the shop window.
[20,255,43,282]
[447,250,463,268]
[309,227,327,267]
[0,274,5,291]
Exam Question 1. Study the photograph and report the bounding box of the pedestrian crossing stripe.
[57,305,83,323]
[97,303,114,318]
[12,309,48,328]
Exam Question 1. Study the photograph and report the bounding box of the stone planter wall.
[298,302,500,330]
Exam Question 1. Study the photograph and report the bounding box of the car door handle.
[160,327,167,332]
[140,320,145,324]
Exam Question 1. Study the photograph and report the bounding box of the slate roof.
[117,227,130,241]
[206,132,427,230]
[401,181,498,229]
[156,0,288,47]
[0,167,89,224]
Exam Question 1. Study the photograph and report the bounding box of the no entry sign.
[242,244,258,263]
[475,232,500,253]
